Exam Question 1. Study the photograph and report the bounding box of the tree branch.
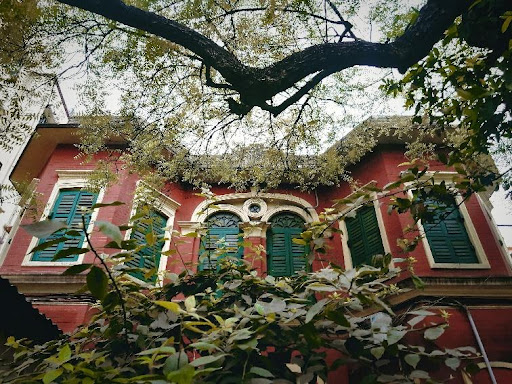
[56,0,472,116]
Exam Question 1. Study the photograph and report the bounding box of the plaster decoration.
[243,198,267,219]
[190,191,319,222]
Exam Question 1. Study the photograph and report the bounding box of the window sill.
[430,262,491,269]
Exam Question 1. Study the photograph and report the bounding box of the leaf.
[424,326,445,340]
[95,221,123,245]
[189,354,226,367]
[445,357,460,371]
[52,247,88,261]
[22,220,67,238]
[250,367,274,378]
[404,354,420,369]
[43,368,63,384]
[164,352,189,374]
[154,301,181,313]
[184,295,196,311]
[91,201,124,209]
[189,342,221,352]
[409,370,430,379]
[58,344,71,362]
[370,346,385,360]
[286,363,302,373]
[502,15,512,33]
[87,266,108,300]
[305,298,327,323]
[62,264,93,275]
[30,237,69,253]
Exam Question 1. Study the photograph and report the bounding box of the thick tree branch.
[56,0,472,115]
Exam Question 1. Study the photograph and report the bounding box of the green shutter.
[423,198,477,264]
[345,205,384,267]
[267,213,306,277]
[127,210,167,282]
[199,212,243,271]
[32,190,98,262]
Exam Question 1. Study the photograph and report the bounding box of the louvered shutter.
[127,211,167,282]
[345,205,384,267]
[200,227,242,270]
[267,213,306,277]
[32,190,97,262]
[423,198,477,264]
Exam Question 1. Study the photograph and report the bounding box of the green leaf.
[22,220,67,238]
[87,266,108,300]
[445,357,460,371]
[95,221,123,245]
[305,298,327,323]
[155,300,181,313]
[62,264,92,275]
[91,201,125,209]
[165,364,195,384]
[58,344,71,362]
[189,342,221,352]
[424,326,445,340]
[250,367,274,378]
[370,346,385,359]
[164,352,189,375]
[30,237,69,253]
[404,354,420,369]
[43,368,63,384]
[52,247,88,261]
[189,354,226,367]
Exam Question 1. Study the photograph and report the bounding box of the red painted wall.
[3,144,512,339]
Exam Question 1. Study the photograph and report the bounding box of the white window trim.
[23,170,105,266]
[123,182,180,286]
[406,172,490,269]
[339,194,392,270]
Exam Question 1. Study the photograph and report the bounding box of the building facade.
[2,119,512,383]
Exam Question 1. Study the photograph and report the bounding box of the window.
[345,205,385,267]
[422,197,478,264]
[32,190,98,262]
[199,212,243,270]
[267,213,306,277]
[126,209,167,283]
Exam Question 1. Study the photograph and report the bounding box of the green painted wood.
[127,210,167,282]
[199,212,243,271]
[32,190,97,262]
[423,198,477,264]
[345,205,384,267]
[267,213,306,277]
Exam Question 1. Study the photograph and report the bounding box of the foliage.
[382,0,512,190]
[1,188,485,383]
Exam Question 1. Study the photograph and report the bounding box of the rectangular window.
[423,197,478,264]
[32,190,98,262]
[126,210,167,282]
[345,205,385,267]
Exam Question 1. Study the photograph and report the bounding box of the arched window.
[199,212,243,270]
[267,212,307,277]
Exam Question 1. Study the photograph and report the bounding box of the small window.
[32,190,98,262]
[345,205,385,267]
[267,213,306,277]
[126,209,168,282]
[422,197,478,264]
[199,212,243,270]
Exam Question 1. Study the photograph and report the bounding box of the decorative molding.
[190,191,319,222]
[243,198,267,219]
[261,205,312,223]
[194,203,250,223]
[177,221,201,235]
[240,221,270,238]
